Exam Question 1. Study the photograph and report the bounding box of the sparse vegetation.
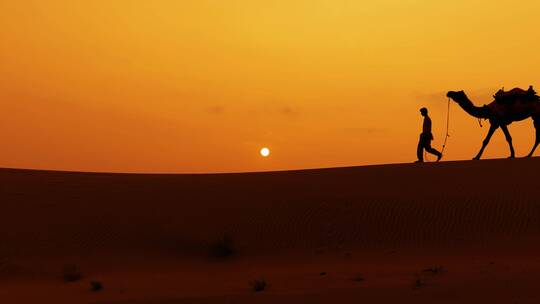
[62,264,82,282]
[250,279,267,292]
[209,235,234,258]
[422,266,443,275]
[413,275,425,289]
[90,281,103,292]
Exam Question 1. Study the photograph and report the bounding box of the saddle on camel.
[494,86,539,104]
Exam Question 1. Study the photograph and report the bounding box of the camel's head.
[446,90,468,104]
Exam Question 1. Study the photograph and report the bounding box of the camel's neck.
[455,96,490,119]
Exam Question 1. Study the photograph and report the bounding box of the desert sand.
[1,158,540,303]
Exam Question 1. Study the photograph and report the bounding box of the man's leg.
[425,140,442,161]
[416,136,424,162]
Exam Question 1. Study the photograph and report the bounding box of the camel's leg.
[474,124,498,160]
[500,124,515,158]
[526,119,540,157]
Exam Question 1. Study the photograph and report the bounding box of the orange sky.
[1,0,540,173]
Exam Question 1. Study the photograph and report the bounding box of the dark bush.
[422,266,443,275]
[413,275,425,289]
[90,281,103,292]
[250,279,267,292]
[209,235,234,258]
[62,264,82,282]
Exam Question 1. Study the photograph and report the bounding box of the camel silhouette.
[447,86,540,160]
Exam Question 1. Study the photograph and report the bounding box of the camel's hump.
[494,86,539,103]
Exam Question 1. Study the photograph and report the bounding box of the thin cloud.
[279,106,301,117]
[246,106,302,117]
[206,106,225,114]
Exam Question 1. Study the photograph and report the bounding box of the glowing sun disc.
[260,147,270,157]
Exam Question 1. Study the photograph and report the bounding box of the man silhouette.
[416,107,442,163]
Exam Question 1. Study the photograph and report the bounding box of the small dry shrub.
[209,235,234,258]
[250,279,267,292]
[63,264,82,282]
[422,266,443,275]
[413,275,425,289]
[90,281,103,292]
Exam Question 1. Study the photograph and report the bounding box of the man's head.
[420,107,428,117]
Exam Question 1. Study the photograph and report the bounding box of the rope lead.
[441,98,451,155]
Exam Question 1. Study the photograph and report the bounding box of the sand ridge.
[1,158,539,258]
[1,158,540,303]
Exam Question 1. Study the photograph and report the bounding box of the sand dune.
[2,158,540,303]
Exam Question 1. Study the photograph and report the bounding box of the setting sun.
[260,148,270,157]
